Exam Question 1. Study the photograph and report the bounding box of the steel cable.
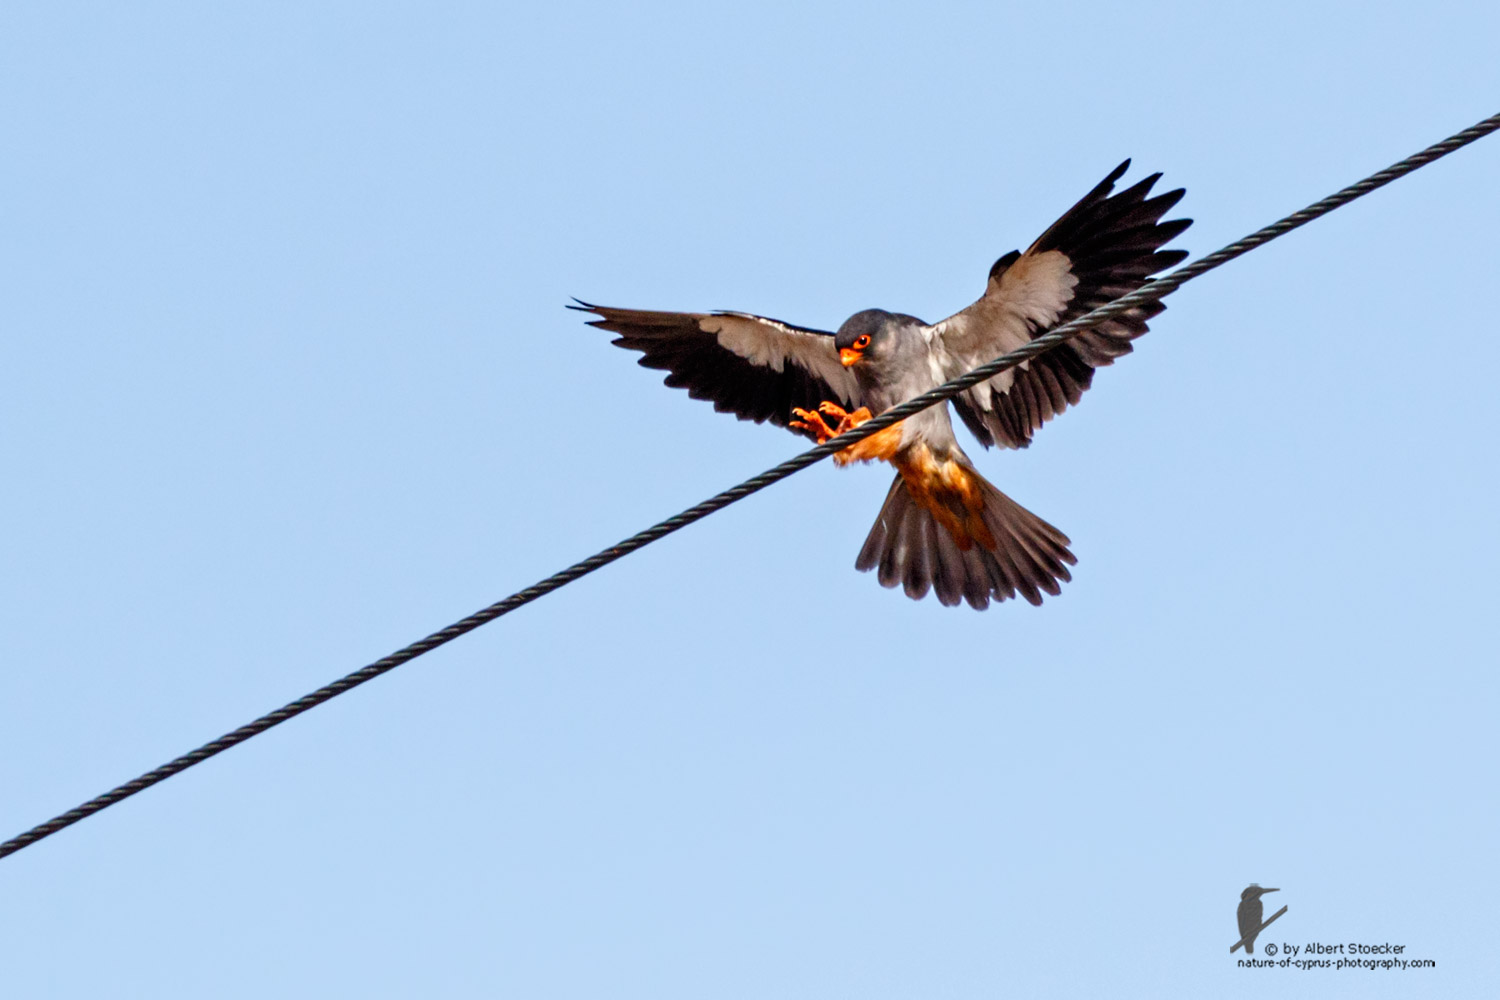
[3,110,1497,862]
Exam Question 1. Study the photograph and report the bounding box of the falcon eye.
[853,334,871,350]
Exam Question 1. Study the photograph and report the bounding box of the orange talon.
[789,406,838,444]
[816,401,851,423]
[794,401,879,454]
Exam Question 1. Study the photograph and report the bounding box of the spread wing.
[929,160,1191,449]
[573,301,860,439]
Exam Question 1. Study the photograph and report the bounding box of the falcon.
[575,161,1190,609]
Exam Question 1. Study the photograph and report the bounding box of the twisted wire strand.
[3,110,1497,863]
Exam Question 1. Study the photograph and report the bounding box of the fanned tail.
[855,468,1076,610]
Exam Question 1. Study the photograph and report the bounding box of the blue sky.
[3,2,1498,996]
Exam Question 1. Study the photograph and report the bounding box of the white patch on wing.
[928,250,1080,411]
[703,314,788,370]
[996,250,1076,330]
[700,313,858,402]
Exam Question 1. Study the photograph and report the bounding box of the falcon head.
[834,309,927,389]
[834,309,892,366]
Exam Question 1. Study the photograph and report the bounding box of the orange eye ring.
[853,334,871,349]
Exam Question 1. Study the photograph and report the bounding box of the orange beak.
[839,348,863,367]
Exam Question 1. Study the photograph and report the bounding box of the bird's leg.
[817,401,872,435]
[789,406,839,443]
[792,401,893,466]
[819,402,893,466]
[791,401,874,445]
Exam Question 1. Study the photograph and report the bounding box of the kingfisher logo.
[1231,884,1287,953]
[1229,884,1436,971]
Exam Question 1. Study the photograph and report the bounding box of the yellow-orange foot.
[791,401,883,467]
[789,405,839,444]
[791,401,874,449]
[818,401,871,432]
[825,403,875,465]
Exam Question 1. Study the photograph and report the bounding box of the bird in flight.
[575,161,1190,609]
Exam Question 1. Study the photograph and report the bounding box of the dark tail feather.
[855,472,1077,610]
